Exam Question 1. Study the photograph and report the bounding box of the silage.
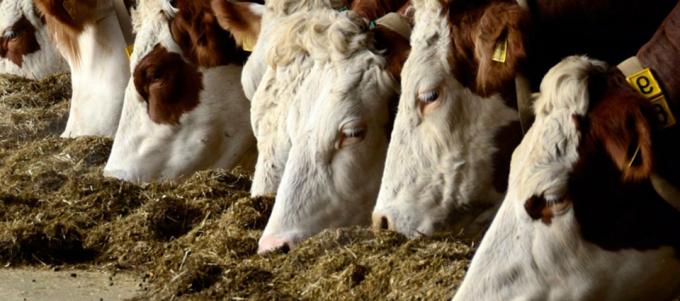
[0,73,474,300]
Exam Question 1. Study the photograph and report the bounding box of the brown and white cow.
[454,56,680,300]
[454,4,680,298]
[372,0,677,238]
[0,0,67,79]
[35,0,134,137]
[250,8,412,253]
[103,0,261,182]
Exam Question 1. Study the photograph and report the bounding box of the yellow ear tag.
[125,44,134,59]
[241,37,256,52]
[625,68,676,128]
[492,38,508,63]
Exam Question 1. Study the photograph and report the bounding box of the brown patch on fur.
[133,45,203,125]
[444,0,529,109]
[170,0,250,68]
[351,0,410,20]
[35,0,99,62]
[567,68,680,252]
[638,2,680,105]
[587,70,654,182]
[211,0,261,51]
[0,15,41,67]
[491,121,521,193]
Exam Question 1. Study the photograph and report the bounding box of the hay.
[0,74,474,300]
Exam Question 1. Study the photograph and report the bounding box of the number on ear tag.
[492,38,508,63]
[125,44,134,58]
[626,68,663,99]
[650,95,676,128]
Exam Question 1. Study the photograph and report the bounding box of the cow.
[35,0,134,137]
[252,9,412,253]
[453,3,680,298]
[0,0,67,79]
[102,0,262,182]
[245,0,410,196]
[453,56,680,300]
[371,0,677,238]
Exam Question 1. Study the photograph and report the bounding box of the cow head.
[372,0,528,237]
[35,0,132,137]
[255,10,409,253]
[103,0,261,183]
[0,0,67,79]
[453,56,680,300]
[245,0,353,197]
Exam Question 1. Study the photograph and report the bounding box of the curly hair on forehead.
[265,0,348,16]
[266,9,378,68]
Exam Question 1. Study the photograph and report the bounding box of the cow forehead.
[402,0,452,84]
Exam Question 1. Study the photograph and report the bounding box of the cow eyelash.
[418,90,439,103]
[342,127,365,138]
[3,30,16,39]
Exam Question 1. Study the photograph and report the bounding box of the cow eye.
[336,120,367,149]
[3,30,17,40]
[418,89,441,115]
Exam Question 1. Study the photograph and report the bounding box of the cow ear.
[589,88,654,182]
[210,0,262,52]
[474,2,528,96]
[372,24,410,82]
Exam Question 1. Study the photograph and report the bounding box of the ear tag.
[492,38,508,63]
[125,44,134,59]
[650,95,676,128]
[369,20,377,29]
[625,68,676,128]
[242,37,256,52]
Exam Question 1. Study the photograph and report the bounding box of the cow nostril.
[372,214,392,231]
[278,242,290,254]
[380,216,389,230]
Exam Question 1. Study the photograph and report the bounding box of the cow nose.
[372,213,393,231]
[258,234,294,254]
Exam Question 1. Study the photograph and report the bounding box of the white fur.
[103,0,257,183]
[241,0,346,101]
[453,56,680,301]
[244,0,348,195]
[372,0,517,237]
[254,10,397,252]
[46,0,129,137]
[0,0,67,79]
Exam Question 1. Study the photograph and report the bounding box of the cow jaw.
[0,0,67,79]
[373,0,517,237]
[58,9,129,138]
[454,56,680,301]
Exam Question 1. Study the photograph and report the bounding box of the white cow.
[0,0,67,79]
[253,10,410,253]
[372,0,520,238]
[453,55,680,301]
[241,0,350,197]
[35,0,132,137]
[103,0,261,182]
